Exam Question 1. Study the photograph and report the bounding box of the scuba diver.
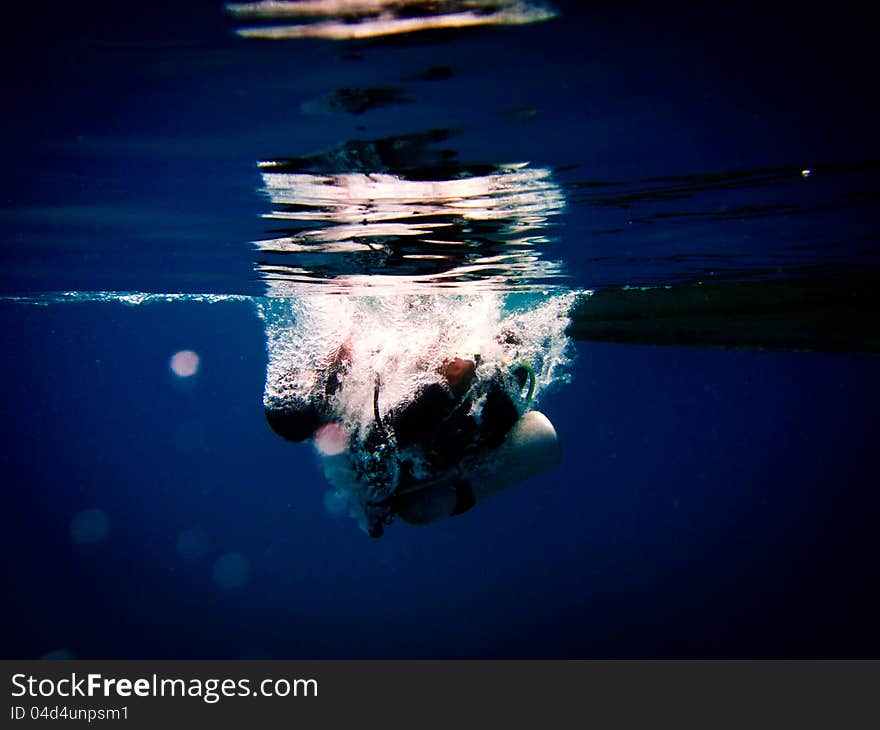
[262,295,566,537]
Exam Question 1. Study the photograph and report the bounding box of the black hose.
[373,374,385,433]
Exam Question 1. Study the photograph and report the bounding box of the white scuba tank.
[393,410,562,525]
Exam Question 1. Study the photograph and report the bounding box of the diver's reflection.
[258,291,573,536]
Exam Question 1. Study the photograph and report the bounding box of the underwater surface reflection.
[253,131,566,292]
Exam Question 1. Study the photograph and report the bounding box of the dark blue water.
[2,1,879,658]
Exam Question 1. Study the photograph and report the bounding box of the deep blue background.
[2,301,878,658]
[2,1,879,658]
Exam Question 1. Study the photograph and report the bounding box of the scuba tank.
[391,410,562,526]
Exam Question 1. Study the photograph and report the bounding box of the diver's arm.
[566,275,880,353]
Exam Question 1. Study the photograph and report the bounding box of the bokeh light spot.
[170,349,200,378]
[40,649,76,660]
[69,508,109,545]
[314,422,349,456]
[212,552,250,590]
[176,527,211,561]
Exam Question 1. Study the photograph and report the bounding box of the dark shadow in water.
[406,64,455,81]
[301,86,414,115]
[567,269,880,353]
